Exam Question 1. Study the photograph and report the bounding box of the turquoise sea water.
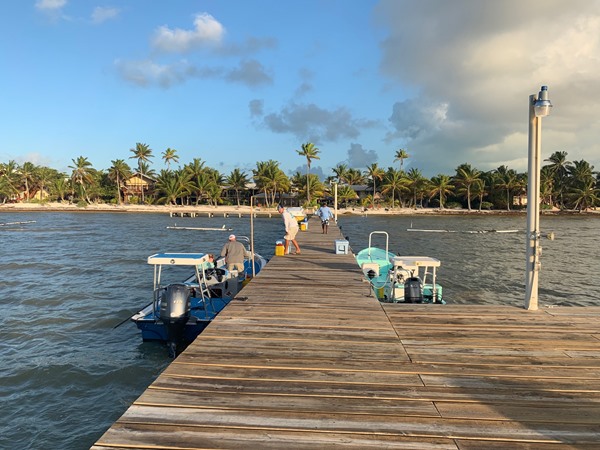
[0,211,598,449]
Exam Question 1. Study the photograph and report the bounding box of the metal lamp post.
[525,85,552,310]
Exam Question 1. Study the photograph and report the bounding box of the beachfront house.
[124,172,156,203]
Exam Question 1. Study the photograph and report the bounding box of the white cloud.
[35,0,67,11]
[91,6,120,24]
[375,0,600,174]
[152,13,225,53]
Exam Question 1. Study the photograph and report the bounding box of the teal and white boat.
[355,231,445,304]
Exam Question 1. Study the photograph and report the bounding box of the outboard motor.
[404,277,423,303]
[159,283,191,357]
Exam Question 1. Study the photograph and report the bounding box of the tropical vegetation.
[1,144,598,212]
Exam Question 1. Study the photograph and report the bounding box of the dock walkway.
[93,218,600,449]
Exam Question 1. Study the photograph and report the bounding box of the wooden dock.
[93,218,600,449]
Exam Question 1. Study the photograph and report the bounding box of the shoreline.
[1,202,598,216]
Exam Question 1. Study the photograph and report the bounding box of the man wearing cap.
[220,234,248,272]
[277,204,301,255]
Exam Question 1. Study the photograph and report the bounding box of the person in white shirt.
[277,204,301,255]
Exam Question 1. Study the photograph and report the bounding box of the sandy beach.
[1,201,598,216]
[0,201,524,216]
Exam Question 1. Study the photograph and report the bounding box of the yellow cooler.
[275,240,285,256]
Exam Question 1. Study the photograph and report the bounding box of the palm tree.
[428,174,454,209]
[405,168,425,208]
[337,185,358,208]
[181,158,206,205]
[454,163,482,211]
[544,151,572,209]
[225,168,249,207]
[34,166,60,202]
[295,142,320,204]
[155,169,191,205]
[107,159,132,205]
[471,179,488,211]
[493,165,518,211]
[204,168,224,207]
[129,142,153,203]
[258,161,289,206]
[540,166,554,207]
[568,179,599,212]
[20,162,37,201]
[344,168,366,186]
[381,168,408,210]
[0,160,21,199]
[184,158,206,178]
[365,163,385,209]
[253,160,286,207]
[568,159,595,186]
[205,183,223,207]
[332,163,349,184]
[52,176,70,202]
[190,171,214,205]
[292,172,324,203]
[68,156,94,203]
[393,148,409,171]
[162,147,179,170]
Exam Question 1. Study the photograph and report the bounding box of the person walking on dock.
[220,234,248,272]
[315,202,333,234]
[277,204,301,255]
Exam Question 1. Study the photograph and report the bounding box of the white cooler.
[335,239,349,254]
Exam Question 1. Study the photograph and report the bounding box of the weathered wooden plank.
[151,375,600,404]
[456,440,599,450]
[435,401,600,423]
[93,219,600,449]
[421,374,600,390]
[406,352,600,367]
[135,389,440,416]
[162,363,425,386]
[106,405,600,443]
[93,423,460,449]
[180,344,410,363]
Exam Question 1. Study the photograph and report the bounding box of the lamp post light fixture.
[525,85,552,310]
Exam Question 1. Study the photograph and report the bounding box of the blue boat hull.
[134,296,230,343]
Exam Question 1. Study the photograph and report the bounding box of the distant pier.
[169,210,274,218]
[93,217,600,448]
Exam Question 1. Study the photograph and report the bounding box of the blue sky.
[2,0,600,179]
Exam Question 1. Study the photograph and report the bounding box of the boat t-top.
[356,231,444,304]
[130,239,267,356]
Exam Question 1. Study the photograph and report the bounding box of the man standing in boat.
[220,234,248,272]
[315,202,333,234]
[277,204,301,255]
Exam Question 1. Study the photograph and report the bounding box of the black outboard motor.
[404,277,423,303]
[159,283,191,357]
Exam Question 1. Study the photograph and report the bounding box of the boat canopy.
[148,253,210,266]
[392,256,441,268]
